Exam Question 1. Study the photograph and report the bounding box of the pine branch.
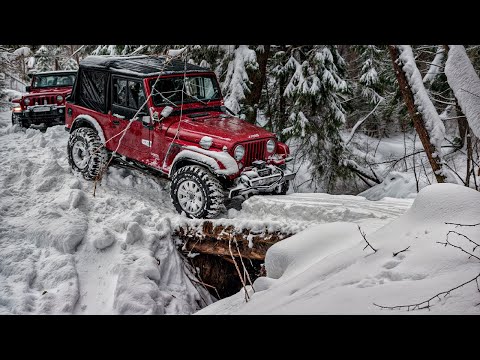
[358,225,377,253]
[393,246,410,257]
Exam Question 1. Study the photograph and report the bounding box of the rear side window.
[112,77,145,110]
[79,70,108,113]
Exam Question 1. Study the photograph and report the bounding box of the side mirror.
[65,94,71,102]
[161,106,173,119]
[141,115,151,125]
[25,86,31,92]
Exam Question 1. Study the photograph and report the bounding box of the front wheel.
[67,127,107,180]
[170,165,225,219]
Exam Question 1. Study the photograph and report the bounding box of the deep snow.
[199,184,480,314]
[0,109,415,314]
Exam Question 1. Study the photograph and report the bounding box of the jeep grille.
[26,95,56,106]
[243,139,267,166]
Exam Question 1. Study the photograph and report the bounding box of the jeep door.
[110,76,152,161]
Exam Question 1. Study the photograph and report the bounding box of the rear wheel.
[67,127,107,180]
[171,165,225,219]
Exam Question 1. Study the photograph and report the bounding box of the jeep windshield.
[149,74,221,107]
[32,73,76,88]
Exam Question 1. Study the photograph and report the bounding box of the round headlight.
[234,145,245,161]
[266,139,276,153]
[57,95,63,102]
[24,98,30,105]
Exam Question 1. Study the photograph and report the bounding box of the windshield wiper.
[205,89,219,106]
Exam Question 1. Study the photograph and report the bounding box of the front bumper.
[15,105,66,126]
[228,165,296,198]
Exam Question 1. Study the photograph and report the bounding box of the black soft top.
[79,55,209,78]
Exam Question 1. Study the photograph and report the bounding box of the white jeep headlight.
[234,145,245,161]
[266,139,276,153]
[24,98,30,105]
[57,95,63,102]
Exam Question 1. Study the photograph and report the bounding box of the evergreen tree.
[280,45,350,192]
[35,45,56,72]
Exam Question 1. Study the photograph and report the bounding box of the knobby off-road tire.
[12,113,28,128]
[171,165,225,219]
[67,127,107,180]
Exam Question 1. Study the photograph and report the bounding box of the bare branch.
[437,232,480,261]
[357,225,377,253]
[445,222,480,227]
[447,230,480,252]
[373,272,480,311]
[393,246,410,257]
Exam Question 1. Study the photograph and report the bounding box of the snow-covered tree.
[35,45,56,72]
[280,45,351,192]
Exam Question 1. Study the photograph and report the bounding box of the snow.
[445,45,480,139]
[72,114,106,144]
[199,184,480,314]
[13,47,31,57]
[359,171,428,201]
[223,46,258,114]
[171,146,239,176]
[0,111,213,314]
[1,98,477,315]
[423,47,444,84]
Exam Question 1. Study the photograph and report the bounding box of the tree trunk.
[388,45,446,183]
[465,127,473,186]
[277,45,287,141]
[245,45,271,124]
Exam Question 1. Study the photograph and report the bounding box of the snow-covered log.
[444,45,480,139]
[174,221,293,260]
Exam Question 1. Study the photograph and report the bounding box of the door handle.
[113,113,125,119]
[112,120,120,125]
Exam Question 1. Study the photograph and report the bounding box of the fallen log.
[174,221,294,261]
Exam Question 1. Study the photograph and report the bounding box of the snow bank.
[199,184,480,314]
[445,45,480,139]
[0,112,213,314]
[359,171,427,200]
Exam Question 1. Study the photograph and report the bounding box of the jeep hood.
[165,115,274,148]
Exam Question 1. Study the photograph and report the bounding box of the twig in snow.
[234,239,255,293]
[358,225,377,253]
[229,238,250,302]
[446,230,480,252]
[393,246,410,257]
[373,272,480,311]
[445,222,480,227]
[437,233,480,262]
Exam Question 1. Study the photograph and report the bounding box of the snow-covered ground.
[4,109,477,316]
[199,183,480,315]
[0,109,419,314]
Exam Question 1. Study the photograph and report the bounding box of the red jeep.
[65,55,295,218]
[11,70,77,128]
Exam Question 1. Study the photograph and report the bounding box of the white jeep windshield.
[150,75,221,106]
